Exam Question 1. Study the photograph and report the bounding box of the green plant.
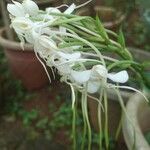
[145,131,150,145]
[123,17,150,52]
[19,109,39,126]
[7,1,149,150]
[136,0,150,35]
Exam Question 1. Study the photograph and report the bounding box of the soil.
[0,81,70,150]
[0,119,66,150]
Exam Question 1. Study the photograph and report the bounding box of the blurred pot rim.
[0,27,33,51]
[123,93,150,150]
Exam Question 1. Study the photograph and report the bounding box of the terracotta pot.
[76,6,126,30]
[88,89,133,140]
[0,27,49,91]
[122,93,150,150]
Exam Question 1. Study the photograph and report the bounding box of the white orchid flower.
[51,51,81,67]
[22,0,39,16]
[7,1,25,17]
[71,65,129,93]
[34,35,57,59]
[47,51,81,76]
[11,17,34,35]
[7,0,39,17]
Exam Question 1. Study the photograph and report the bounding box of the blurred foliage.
[145,131,150,145]
[0,46,33,116]
[124,21,150,51]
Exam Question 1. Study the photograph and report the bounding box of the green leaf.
[95,15,109,43]
[51,16,88,27]
[118,29,125,48]
[107,60,140,71]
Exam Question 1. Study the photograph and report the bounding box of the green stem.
[81,92,87,150]
[84,85,92,150]
[104,89,109,150]
[98,88,104,150]
[115,111,123,141]
[72,104,76,150]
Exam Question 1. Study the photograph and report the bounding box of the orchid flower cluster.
[7,0,130,93]
[7,0,148,149]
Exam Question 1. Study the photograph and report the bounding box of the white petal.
[107,70,129,83]
[93,65,107,76]
[11,17,33,35]
[7,4,25,17]
[57,52,81,60]
[71,70,91,84]
[39,36,57,50]
[22,0,39,16]
[64,3,76,14]
[87,81,100,94]
[46,7,61,14]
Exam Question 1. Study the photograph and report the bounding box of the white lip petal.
[57,52,81,60]
[87,81,100,94]
[107,70,129,83]
[64,3,76,14]
[71,70,91,84]
[22,0,39,16]
[7,4,25,17]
